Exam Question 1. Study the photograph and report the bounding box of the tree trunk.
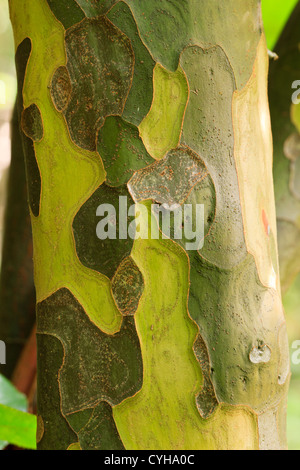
[0,102,35,378]
[269,2,300,295]
[9,0,290,450]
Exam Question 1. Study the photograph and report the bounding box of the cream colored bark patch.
[258,408,281,450]
[232,36,279,291]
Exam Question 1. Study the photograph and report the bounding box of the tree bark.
[0,102,35,378]
[9,0,290,450]
[269,2,300,295]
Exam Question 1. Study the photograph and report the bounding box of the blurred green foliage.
[262,0,299,49]
[0,0,16,113]
[0,374,36,449]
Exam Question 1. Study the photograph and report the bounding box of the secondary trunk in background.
[269,2,300,295]
[9,0,290,450]
[0,102,35,378]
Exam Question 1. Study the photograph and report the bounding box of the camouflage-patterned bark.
[0,102,35,378]
[10,0,290,450]
[269,2,300,295]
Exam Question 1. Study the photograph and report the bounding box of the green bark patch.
[97,116,153,187]
[46,0,85,29]
[37,333,78,450]
[47,0,119,26]
[128,146,210,206]
[50,66,72,112]
[15,38,41,217]
[75,0,117,17]
[37,288,143,428]
[112,257,144,316]
[67,408,93,434]
[124,0,190,72]
[182,176,216,243]
[73,183,134,279]
[139,65,189,160]
[62,17,134,151]
[188,252,288,413]
[15,38,32,143]
[124,0,261,88]
[21,104,44,142]
[107,2,155,126]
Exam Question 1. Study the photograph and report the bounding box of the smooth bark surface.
[9,0,290,450]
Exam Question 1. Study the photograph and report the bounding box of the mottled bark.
[0,102,35,378]
[269,2,300,295]
[10,0,289,450]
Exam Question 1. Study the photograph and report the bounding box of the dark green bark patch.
[15,37,32,115]
[112,256,144,316]
[76,402,125,450]
[125,0,189,72]
[183,175,216,241]
[188,253,286,413]
[46,0,85,29]
[67,403,125,450]
[37,288,143,415]
[37,333,78,450]
[63,17,134,151]
[107,2,156,125]
[50,66,72,112]
[125,0,261,88]
[21,136,42,217]
[66,408,93,433]
[97,115,153,187]
[15,38,41,217]
[21,104,44,142]
[73,183,134,279]
[75,0,117,17]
